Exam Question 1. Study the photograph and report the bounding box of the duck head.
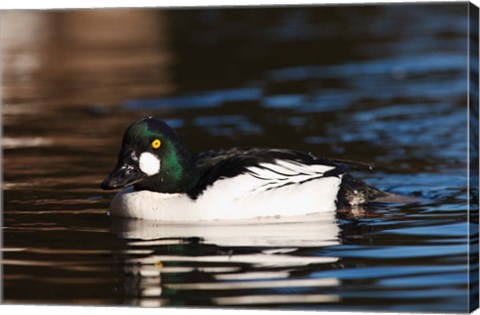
[101,117,196,193]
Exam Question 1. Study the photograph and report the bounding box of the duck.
[100,116,388,221]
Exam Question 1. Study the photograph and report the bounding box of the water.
[2,3,477,312]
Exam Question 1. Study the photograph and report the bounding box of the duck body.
[101,118,386,222]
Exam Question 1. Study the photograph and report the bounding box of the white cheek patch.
[139,152,161,176]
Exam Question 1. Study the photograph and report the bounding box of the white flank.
[139,152,160,176]
[110,159,342,221]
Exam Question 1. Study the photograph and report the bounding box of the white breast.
[109,160,342,222]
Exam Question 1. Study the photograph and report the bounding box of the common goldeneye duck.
[101,117,387,221]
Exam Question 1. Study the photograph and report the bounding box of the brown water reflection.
[2,9,173,107]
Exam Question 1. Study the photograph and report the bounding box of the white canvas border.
[0,0,477,10]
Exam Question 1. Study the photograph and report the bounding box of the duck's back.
[188,147,385,208]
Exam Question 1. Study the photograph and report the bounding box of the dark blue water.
[2,3,477,312]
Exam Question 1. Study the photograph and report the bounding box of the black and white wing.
[188,147,350,199]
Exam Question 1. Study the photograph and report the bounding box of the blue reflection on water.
[124,87,262,110]
[383,222,468,236]
[328,244,467,259]
[311,265,465,280]
[268,54,465,81]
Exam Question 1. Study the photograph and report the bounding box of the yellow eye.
[151,139,161,149]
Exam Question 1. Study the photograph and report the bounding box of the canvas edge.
[469,1,480,313]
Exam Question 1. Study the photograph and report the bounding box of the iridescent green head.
[101,117,196,193]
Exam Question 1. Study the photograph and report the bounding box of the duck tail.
[336,174,387,208]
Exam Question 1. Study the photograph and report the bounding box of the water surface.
[1,3,475,312]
